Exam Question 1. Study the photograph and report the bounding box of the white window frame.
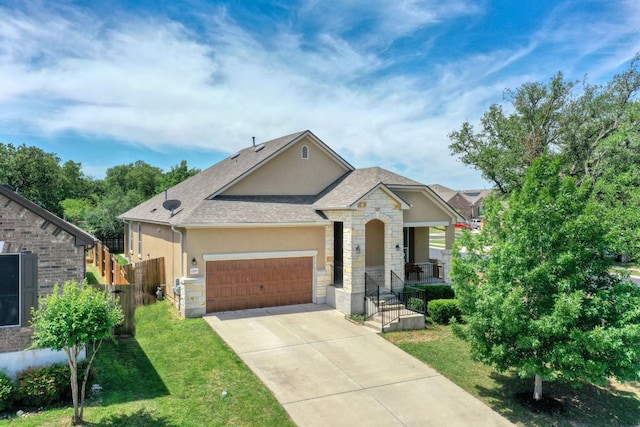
[128,222,133,255]
[137,223,142,259]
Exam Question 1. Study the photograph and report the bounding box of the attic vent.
[230,152,240,160]
[254,144,265,152]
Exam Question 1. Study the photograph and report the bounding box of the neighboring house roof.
[428,184,457,202]
[429,184,491,205]
[0,184,96,247]
[120,131,459,226]
[460,189,492,205]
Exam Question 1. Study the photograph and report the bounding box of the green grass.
[0,301,294,427]
[384,324,640,426]
[85,262,106,285]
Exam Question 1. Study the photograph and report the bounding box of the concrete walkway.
[204,304,513,427]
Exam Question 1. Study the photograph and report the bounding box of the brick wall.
[0,194,88,353]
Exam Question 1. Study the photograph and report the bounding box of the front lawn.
[385,324,640,426]
[1,301,294,426]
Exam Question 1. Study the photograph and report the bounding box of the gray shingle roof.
[186,196,325,224]
[313,167,421,209]
[119,131,454,226]
[119,130,311,225]
[428,184,457,202]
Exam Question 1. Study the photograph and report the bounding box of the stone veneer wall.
[324,188,405,315]
[0,194,88,354]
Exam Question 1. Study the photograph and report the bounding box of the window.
[137,223,142,258]
[301,145,309,160]
[0,253,37,327]
[128,222,133,254]
[403,227,415,263]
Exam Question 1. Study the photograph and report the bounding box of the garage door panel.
[206,256,313,312]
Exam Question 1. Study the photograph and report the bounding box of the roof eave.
[179,221,331,229]
[0,185,97,247]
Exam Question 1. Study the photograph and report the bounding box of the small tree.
[452,155,640,400]
[30,280,123,425]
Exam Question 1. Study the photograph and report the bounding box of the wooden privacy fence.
[99,283,136,336]
[89,241,166,336]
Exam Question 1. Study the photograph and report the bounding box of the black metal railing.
[364,273,379,319]
[392,271,426,314]
[403,261,444,285]
[380,292,414,331]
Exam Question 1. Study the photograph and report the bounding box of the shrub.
[15,360,94,408]
[15,365,58,408]
[0,369,16,412]
[422,285,455,301]
[428,299,462,325]
[407,297,425,312]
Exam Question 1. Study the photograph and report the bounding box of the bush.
[15,360,94,408]
[428,299,462,325]
[404,285,454,301]
[422,285,455,301]
[0,369,16,412]
[407,297,425,312]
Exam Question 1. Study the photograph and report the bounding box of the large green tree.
[449,58,640,261]
[0,144,63,215]
[449,57,640,194]
[161,160,201,189]
[452,156,640,400]
[30,281,123,425]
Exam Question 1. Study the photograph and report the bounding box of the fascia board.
[180,221,331,229]
[209,131,355,199]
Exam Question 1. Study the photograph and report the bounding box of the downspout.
[171,226,184,311]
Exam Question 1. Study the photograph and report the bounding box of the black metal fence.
[403,260,443,285]
[364,273,379,319]
[103,236,125,253]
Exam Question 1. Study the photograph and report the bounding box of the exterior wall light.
[355,245,360,253]
[395,243,401,251]
[192,257,197,266]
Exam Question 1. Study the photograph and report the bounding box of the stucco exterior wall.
[414,227,431,263]
[184,226,326,268]
[0,193,88,354]
[222,137,350,196]
[395,190,455,223]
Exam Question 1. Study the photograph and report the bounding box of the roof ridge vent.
[254,143,265,152]
[230,152,240,160]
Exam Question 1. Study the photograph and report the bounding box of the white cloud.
[0,1,639,189]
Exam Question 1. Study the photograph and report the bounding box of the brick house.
[120,130,461,318]
[429,184,491,220]
[0,184,96,377]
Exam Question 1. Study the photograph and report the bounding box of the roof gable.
[0,185,95,246]
[313,167,417,209]
[119,130,354,224]
[219,132,353,197]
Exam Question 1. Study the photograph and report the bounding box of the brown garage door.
[206,257,313,312]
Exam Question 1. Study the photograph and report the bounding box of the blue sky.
[1,1,639,189]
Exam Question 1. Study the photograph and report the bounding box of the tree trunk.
[533,374,543,401]
[67,346,80,425]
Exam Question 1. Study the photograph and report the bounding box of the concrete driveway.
[204,304,513,427]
